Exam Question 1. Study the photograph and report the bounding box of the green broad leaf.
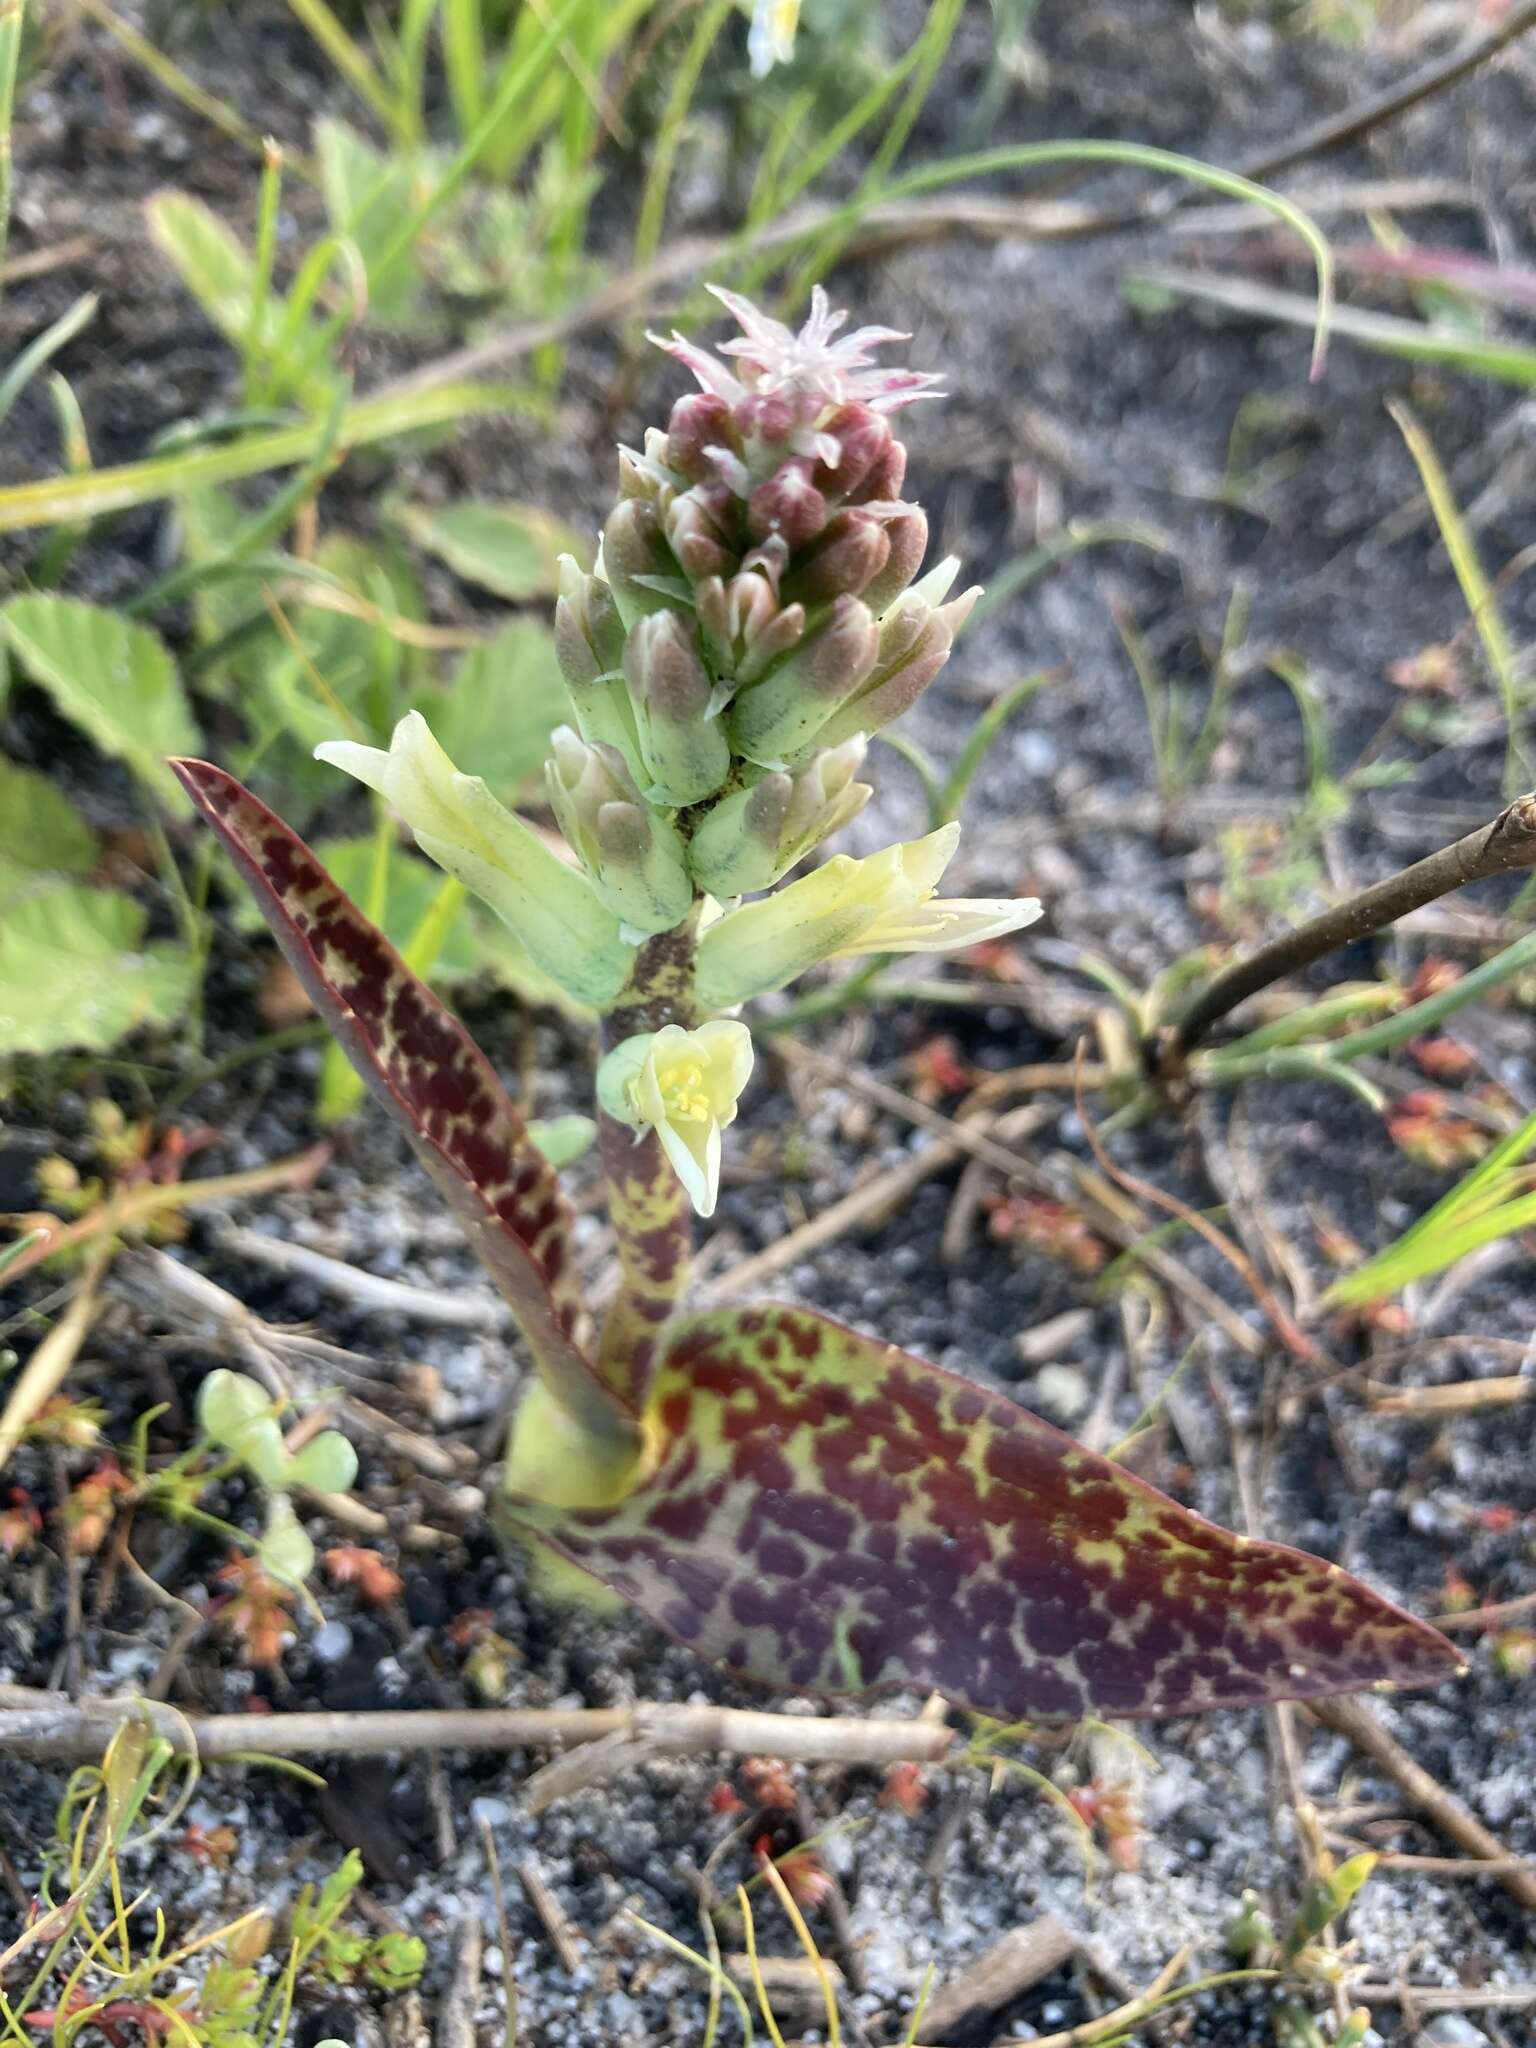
[315,118,432,321]
[0,882,195,1054]
[284,1431,359,1496]
[0,754,99,889]
[387,496,589,601]
[145,191,259,347]
[0,596,197,815]
[505,1304,1461,1722]
[417,618,569,799]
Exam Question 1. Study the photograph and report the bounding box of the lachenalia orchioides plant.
[172,288,1458,1724]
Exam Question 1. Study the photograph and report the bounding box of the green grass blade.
[937,671,1053,824]
[632,0,734,272]
[440,0,487,137]
[0,291,97,430]
[0,0,22,301]
[285,0,400,137]
[1389,398,1527,793]
[0,381,519,533]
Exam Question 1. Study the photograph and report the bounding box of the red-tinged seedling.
[756,1839,833,1912]
[170,287,1464,1731]
[0,1487,43,1557]
[211,1554,297,1669]
[880,1761,927,1815]
[324,1543,405,1604]
[1386,1090,1490,1171]
[986,1191,1108,1276]
[741,1756,799,1812]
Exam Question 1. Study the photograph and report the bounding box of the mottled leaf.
[173,758,635,1448]
[508,1304,1460,1721]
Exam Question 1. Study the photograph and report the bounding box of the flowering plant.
[173,289,1456,1722]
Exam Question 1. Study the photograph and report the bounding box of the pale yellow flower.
[748,0,801,77]
[315,713,635,1009]
[597,1021,755,1218]
[696,823,1042,1009]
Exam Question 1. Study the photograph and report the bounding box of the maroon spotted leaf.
[506,1303,1461,1720]
[172,758,634,1446]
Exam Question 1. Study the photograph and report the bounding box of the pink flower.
[650,285,940,431]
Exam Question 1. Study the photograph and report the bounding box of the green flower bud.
[725,594,879,767]
[623,611,731,806]
[545,725,694,938]
[801,564,979,761]
[860,506,928,612]
[687,738,871,896]
[781,509,892,607]
[554,557,642,777]
[602,499,688,628]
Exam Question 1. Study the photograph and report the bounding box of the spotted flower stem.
[595,922,702,1403]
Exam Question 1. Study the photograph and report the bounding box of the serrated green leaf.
[0,882,195,1053]
[417,618,568,799]
[387,496,588,601]
[0,754,99,890]
[0,596,197,814]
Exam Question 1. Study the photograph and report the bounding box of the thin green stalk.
[937,671,1053,824]
[0,0,22,301]
[244,142,284,407]
[128,382,350,617]
[0,378,517,532]
[632,0,733,272]
[783,0,964,300]
[1390,398,1527,793]
[30,374,93,588]
[0,291,97,428]
[285,0,401,139]
[1207,981,1398,1060]
[394,0,437,144]
[371,0,591,290]
[441,0,488,137]
[971,520,1174,626]
[72,0,271,162]
[1201,927,1536,1087]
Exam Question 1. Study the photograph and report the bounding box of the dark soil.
[4,3,1536,2044]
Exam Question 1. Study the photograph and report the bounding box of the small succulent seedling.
[172,288,1460,1723]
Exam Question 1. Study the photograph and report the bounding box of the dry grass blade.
[0,1248,109,1470]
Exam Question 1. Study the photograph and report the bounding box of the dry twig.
[0,1690,956,1770]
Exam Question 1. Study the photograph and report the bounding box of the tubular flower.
[597,1022,755,1218]
[315,713,635,1008]
[696,823,1042,1010]
[747,0,800,76]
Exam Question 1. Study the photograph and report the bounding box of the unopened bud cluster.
[549,286,978,922]
[317,288,1043,1215]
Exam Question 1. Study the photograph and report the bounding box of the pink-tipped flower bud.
[861,506,928,612]
[726,594,879,766]
[734,390,799,446]
[545,726,693,937]
[687,737,872,897]
[666,393,738,482]
[846,439,907,505]
[602,498,685,629]
[623,610,731,806]
[813,403,893,501]
[746,459,827,549]
[782,509,892,606]
[663,486,739,584]
[799,571,980,760]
